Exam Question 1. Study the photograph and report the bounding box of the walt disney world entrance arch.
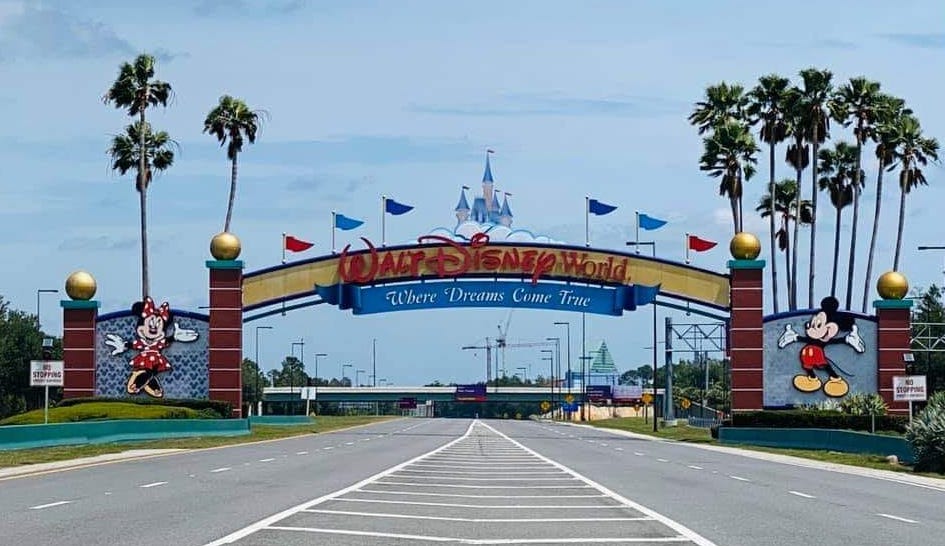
[59,232,914,417]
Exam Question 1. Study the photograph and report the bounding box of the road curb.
[553,420,945,492]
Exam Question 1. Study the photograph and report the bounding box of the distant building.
[587,341,619,387]
[454,153,513,227]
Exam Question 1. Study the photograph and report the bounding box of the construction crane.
[461,337,557,386]
[461,337,494,385]
[496,310,514,379]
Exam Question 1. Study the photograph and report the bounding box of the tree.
[699,120,759,233]
[798,68,834,308]
[104,54,173,299]
[861,94,910,312]
[203,95,267,232]
[241,358,270,407]
[757,179,813,300]
[272,356,308,389]
[748,74,792,313]
[0,296,62,419]
[688,82,749,135]
[830,78,882,309]
[889,115,940,270]
[783,87,809,310]
[817,142,858,297]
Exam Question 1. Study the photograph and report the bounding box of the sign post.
[30,360,64,425]
[893,375,927,422]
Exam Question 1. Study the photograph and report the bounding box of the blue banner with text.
[316,280,659,316]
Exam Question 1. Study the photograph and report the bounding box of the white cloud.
[417,221,565,245]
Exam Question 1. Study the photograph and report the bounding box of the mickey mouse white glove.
[845,324,865,353]
[778,324,799,348]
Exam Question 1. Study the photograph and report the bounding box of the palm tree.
[104,54,172,299]
[829,78,882,309]
[108,123,176,235]
[817,143,858,297]
[689,82,749,135]
[748,74,792,313]
[699,120,759,233]
[757,179,812,300]
[890,115,940,269]
[860,94,910,311]
[798,68,833,308]
[203,95,267,232]
[783,87,809,310]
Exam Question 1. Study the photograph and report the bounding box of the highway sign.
[893,375,927,402]
[564,394,574,404]
[540,401,551,412]
[641,392,654,405]
[30,360,64,387]
[561,402,579,412]
[681,398,692,409]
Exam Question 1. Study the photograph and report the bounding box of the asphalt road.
[2,418,944,546]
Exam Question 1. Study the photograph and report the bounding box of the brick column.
[207,259,244,417]
[728,259,765,412]
[873,299,912,415]
[60,300,100,398]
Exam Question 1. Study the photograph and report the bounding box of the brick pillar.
[60,300,100,398]
[207,259,244,417]
[873,299,913,415]
[728,259,765,412]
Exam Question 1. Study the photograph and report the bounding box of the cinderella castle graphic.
[454,151,514,228]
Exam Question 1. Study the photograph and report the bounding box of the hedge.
[731,410,908,434]
[57,397,232,419]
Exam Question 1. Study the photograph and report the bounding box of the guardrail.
[687,417,723,428]
[248,416,312,426]
[0,419,250,452]
[718,427,914,464]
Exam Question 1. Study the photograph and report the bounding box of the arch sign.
[242,234,731,317]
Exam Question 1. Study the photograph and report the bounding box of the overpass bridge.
[263,386,583,404]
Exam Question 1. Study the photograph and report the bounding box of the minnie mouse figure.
[777,296,865,398]
[104,297,199,398]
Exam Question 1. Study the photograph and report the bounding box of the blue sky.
[1,0,942,385]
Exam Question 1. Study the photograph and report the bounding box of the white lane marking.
[600,443,609,447]
[396,468,565,475]
[657,458,669,463]
[387,474,576,481]
[479,421,719,546]
[210,467,231,473]
[375,481,589,489]
[267,526,692,543]
[139,481,168,488]
[877,513,918,524]
[789,490,816,499]
[323,446,334,450]
[336,498,626,509]
[295,451,308,455]
[203,421,477,546]
[687,465,703,470]
[633,452,644,456]
[615,448,624,451]
[356,489,607,499]
[729,476,750,482]
[258,458,276,463]
[104,492,112,496]
[344,442,355,445]
[303,508,651,523]
[30,500,72,510]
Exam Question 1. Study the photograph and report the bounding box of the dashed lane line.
[877,513,918,524]
[296,451,308,455]
[729,476,750,482]
[210,467,231,473]
[258,458,275,463]
[788,490,816,499]
[139,481,168,488]
[687,466,703,470]
[29,500,72,510]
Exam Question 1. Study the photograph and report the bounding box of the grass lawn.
[0,414,397,469]
[588,417,714,443]
[0,402,212,425]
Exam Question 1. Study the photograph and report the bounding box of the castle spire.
[483,150,494,183]
[455,186,470,224]
[499,193,513,227]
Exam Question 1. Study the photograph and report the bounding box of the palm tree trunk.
[845,129,865,310]
[138,110,149,299]
[768,141,779,313]
[893,168,908,271]
[730,196,738,234]
[831,206,841,297]
[861,157,886,312]
[224,154,238,232]
[791,133,802,310]
[783,218,792,299]
[808,125,820,309]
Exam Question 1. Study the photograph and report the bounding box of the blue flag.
[588,199,617,216]
[638,213,667,230]
[633,284,661,306]
[334,213,364,231]
[385,198,414,216]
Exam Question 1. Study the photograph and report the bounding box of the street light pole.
[356,369,365,387]
[918,246,945,304]
[372,338,377,387]
[254,325,273,416]
[313,353,327,415]
[578,355,592,421]
[342,363,353,386]
[628,240,661,432]
[544,340,559,417]
[291,339,304,414]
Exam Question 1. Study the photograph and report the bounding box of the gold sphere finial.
[730,232,761,260]
[65,271,97,301]
[210,232,241,260]
[877,271,909,300]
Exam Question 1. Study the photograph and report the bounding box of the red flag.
[285,235,314,252]
[688,235,717,252]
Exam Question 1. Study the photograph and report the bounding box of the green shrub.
[57,397,230,418]
[839,393,888,416]
[731,410,908,433]
[0,402,207,425]
[906,392,945,473]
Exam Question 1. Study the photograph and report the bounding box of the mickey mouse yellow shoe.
[823,377,849,398]
[793,374,822,393]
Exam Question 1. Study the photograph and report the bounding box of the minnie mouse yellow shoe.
[823,377,849,398]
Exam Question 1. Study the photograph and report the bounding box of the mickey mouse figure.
[104,297,199,398]
[777,296,865,398]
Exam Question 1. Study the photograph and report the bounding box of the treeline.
[691,69,939,314]
[0,296,63,419]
